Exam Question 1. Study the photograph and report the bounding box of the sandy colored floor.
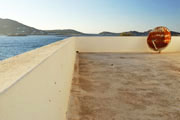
[67,53,180,120]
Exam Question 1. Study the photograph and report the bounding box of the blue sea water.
[0,35,67,61]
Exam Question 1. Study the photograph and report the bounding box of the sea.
[0,35,68,61]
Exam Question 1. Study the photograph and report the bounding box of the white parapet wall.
[75,36,180,53]
[0,36,180,120]
[0,37,76,120]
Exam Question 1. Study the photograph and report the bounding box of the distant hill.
[171,31,180,36]
[0,18,180,36]
[0,18,47,35]
[45,29,85,36]
[99,31,150,36]
[99,32,120,36]
[99,30,180,36]
[99,30,151,36]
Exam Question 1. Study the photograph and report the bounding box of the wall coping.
[1,36,180,94]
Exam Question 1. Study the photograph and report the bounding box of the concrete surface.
[68,53,180,120]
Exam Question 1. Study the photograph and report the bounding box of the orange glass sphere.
[147,26,171,52]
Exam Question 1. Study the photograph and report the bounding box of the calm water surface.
[0,35,67,61]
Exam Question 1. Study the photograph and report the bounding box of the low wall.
[0,38,76,120]
[75,36,180,53]
[0,36,180,120]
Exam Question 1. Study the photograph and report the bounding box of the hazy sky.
[0,0,180,33]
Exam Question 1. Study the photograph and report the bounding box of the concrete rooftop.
[68,53,180,120]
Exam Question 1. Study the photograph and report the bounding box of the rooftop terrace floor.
[67,53,180,120]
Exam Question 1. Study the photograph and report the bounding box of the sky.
[0,0,180,33]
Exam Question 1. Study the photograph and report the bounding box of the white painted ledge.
[0,37,76,120]
[0,38,74,93]
[75,36,180,53]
